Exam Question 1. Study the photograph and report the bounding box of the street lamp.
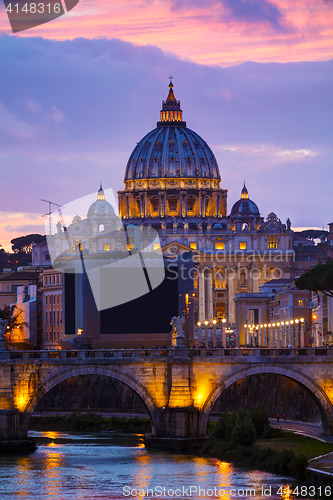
[204,320,209,348]
[197,321,202,342]
[222,318,227,348]
[212,319,217,347]
[77,328,83,348]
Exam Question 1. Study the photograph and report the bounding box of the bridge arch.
[199,364,333,436]
[21,365,157,434]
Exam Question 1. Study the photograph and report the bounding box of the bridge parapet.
[2,348,333,364]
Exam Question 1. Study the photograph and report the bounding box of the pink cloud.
[0,1,332,65]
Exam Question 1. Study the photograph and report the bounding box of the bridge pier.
[0,409,26,440]
[0,409,35,452]
[145,407,209,450]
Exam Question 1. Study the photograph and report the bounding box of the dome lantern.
[241,183,249,200]
[97,183,105,201]
[158,79,185,126]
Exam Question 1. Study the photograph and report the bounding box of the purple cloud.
[170,0,286,31]
[0,34,332,239]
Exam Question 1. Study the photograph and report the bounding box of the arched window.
[214,268,225,289]
[151,198,159,212]
[267,268,280,280]
[240,272,246,286]
[168,198,178,212]
[99,224,104,233]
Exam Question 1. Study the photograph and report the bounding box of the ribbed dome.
[87,185,115,218]
[230,185,260,216]
[124,82,220,182]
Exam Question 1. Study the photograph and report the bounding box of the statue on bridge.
[170,316,186,347]
[0,319,7,350]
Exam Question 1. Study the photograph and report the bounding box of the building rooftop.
[0,271,40,282]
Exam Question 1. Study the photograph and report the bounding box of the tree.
[0,305,28,340]
[295,229,328,240]
[11,234,45,254]
[295,261,333,298]
[231,415,256,446]
[249,404,270,438]
[212,409,237,441]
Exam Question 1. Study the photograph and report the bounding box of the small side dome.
[87,184,115,218]
[213,223,223,230]
[230,184,260,216]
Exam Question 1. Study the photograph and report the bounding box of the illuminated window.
[268,237,277,249]
[153,243,160,250]
[240,242,247,250]
[151,199,159,212]
[190,242,197,250]
[193,271,198,289]
[168,199,178,211]
[126,240,135,251]
[187,199,195,211]
[99,224,105,232]
[215,242,225,250]
[215,268,225,289]
[298,299,304,307]
[104,244,110,252]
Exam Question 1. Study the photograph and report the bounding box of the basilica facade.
[118,82,295,342]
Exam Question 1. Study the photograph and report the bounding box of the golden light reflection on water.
[192,456,211,478]
[43,431,61,440]
[216,459,233,500]
[134,451,153,493]
[281,485,294,500]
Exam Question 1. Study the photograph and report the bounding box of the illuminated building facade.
[118,82,295,341]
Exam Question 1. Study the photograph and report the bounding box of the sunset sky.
[0,0,332,251]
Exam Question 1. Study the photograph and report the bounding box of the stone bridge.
[1,347,333,448]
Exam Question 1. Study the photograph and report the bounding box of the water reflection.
[281,484,295,500]
[217,460,233,499]
[0,431,303,500]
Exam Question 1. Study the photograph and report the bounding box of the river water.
[0,431,300,499]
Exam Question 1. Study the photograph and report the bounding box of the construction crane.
[40,199,62,235]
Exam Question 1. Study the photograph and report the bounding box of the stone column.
[206,269,213,322]
[139,195,143,218]
[227,267,235,324]
[198,269,205,323]
[144,192,148,217]
[158,192,163,218]
[300,322,305,347]
[222,321,227,348]
[184,192,188,218]
[125,194,129,218]
[277,328,281,348]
